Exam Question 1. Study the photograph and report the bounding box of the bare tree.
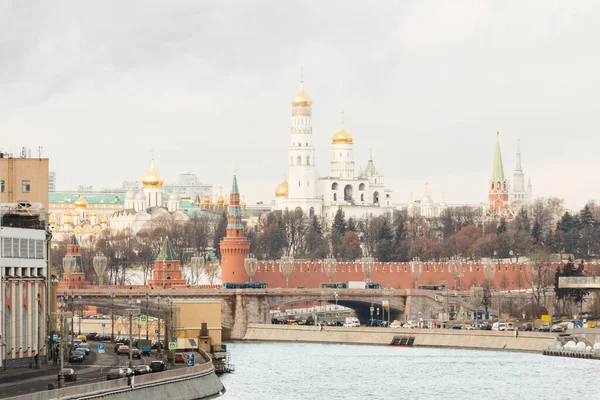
[523,249,554,318]
[205,261,220,285]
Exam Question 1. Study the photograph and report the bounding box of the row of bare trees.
[51,214,225,285]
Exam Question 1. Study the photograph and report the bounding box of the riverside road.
[0,341,167,399]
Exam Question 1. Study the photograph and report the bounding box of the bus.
[366,282,380,289]
[418,284,445,291]
[319,282,348,289]
[223,282,268,289]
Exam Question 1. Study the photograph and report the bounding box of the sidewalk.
[0,359,60,384]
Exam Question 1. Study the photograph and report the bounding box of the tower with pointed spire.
[220,172,250,283]
[148,237,187,288]
[488,133,510,215]
[510,140,532,208]
[58,235,89,289]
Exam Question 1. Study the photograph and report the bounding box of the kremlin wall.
[227,259,568,291]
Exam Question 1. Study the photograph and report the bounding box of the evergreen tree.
[347,217,358,233]
[332,208,347,237]
[496,218,507,234]
[213,212,228,259]
[555,258,588,306]
[376,217,395,262]
[305,216,328,260]
[531,221,543,244]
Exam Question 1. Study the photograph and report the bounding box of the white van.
[492,322,506,331]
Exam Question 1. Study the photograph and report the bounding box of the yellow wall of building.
[0,158,49,209]
[174,300,222,350]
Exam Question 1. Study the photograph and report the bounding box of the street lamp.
[361,257,375,283]
[93,252,108,286]
[62,255,76,288]
[77,296,82,335]
[244,256,258,282]
[146,294,150,340]
[323,258,336,283]
[280,256,294,288]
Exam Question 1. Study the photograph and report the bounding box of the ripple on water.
[220,342,600,400]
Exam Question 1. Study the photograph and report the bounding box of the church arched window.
[307,156,310,165]
[361,194,364,201]
[297,156,302,165]
[333,193,337,201]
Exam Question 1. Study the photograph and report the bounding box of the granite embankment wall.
[243,324,557,352]
[5,354,224,400]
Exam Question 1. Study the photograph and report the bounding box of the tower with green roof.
[148,236,187,288]
[488,133,510,215]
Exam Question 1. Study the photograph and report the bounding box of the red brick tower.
[488,132,509,215]
[148,237,187,288]
[220,173,250,284]
[58,235,87,289]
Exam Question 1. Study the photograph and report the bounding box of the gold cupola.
[74,194,88,209]
[142,159,164,188]
[292,70,312,108]
[63,211,72,217]
[275,179,289,198]
[332,112,353,144]
[100,216,108,224]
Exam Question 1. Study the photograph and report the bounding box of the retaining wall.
[243,324,556,352]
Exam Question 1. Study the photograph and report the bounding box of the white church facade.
[273,77,394,221]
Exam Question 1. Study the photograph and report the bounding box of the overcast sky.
[1,1,598,210]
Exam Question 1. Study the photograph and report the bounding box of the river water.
[220,342,600,400]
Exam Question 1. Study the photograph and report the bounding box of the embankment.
[243,324,556,352]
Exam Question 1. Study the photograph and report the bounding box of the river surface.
[220,342,600,400]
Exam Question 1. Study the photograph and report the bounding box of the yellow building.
[0,155,49,209]
[174,299,222,353]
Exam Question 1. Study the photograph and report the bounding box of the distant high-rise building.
[164,172,213,199]
[49,171,56,192]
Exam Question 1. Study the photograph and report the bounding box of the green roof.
[491,134,505,182]
[49,192,124,205]
[156,237,178,262]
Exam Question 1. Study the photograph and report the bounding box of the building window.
[298,181,301,187]
[0,180,4,193]
[307,156,310,165]
[297,156,302,165]
[22,180,31,193]
[333,193,337,201]
[19,238,28,258]
[3,238,12,257]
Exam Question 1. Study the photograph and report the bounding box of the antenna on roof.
[37,146,43,159]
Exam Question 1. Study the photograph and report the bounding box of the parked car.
[86,332,97,341]
[131,348,141,359]
[58,368,77,382]
[389,322,401,328]
[175,353,186,363]
[123,368,134,377]
[69,351,84,363]
[538,325,551,332]
[519,323,533,331]
[77,335,87,342]
[479,322,492,330]
[150,360,167,372]
[72,349,86,361]
[451,324,463,330]
[106,368,126,381]
[134,365,152,375]
[76,343,91,355]
[117,345,130,355]
[551,325,564,332]
[465,324,476,330]
[114,342,124,353]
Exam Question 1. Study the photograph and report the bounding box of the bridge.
[56,287,457,338]
[559,277,600,290]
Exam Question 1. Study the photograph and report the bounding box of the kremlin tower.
[148,237,187,288]
[488,133,510,215]
[220,173,250,283]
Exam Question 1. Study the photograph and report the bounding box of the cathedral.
[273,76,394,221]
[109,159,189,233]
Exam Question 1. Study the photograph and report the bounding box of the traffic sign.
[370,306,374,313]
[138,325,142,329]
[382,300,389,308]
[140,315,148,323]
[541,314,551,322]
[98,343,105,354]
[102,323,106,328]
[376,307,380,315]
[155,329,159,334]
[168,342,176,350]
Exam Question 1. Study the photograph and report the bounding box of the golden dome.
[203,195,211,204]
[100,217,108,224]
[89,211,98,217]
[332,128,353,144]
[74,194,88,209]
[63,219,72,225]
[275,179,289,198]
[142,159,164,188]
[49,218,56,225]
[217,194,225,204]
[292,76,312,107]
[63,211,72,217]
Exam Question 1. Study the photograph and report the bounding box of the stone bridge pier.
[221,289,408,339]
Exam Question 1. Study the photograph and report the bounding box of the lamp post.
[361,257,375,284]
[157,295,161,355]
[77,296,82,335]
[323,258,336,283]
[244,256,258,282]
[69,293,75,344]
[110,293,115,342]
[146,294,150,340]
[280,256,294,288]
[63,255,75,288]
[93,253,108,286]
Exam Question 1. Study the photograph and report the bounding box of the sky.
[0,1,599,210]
